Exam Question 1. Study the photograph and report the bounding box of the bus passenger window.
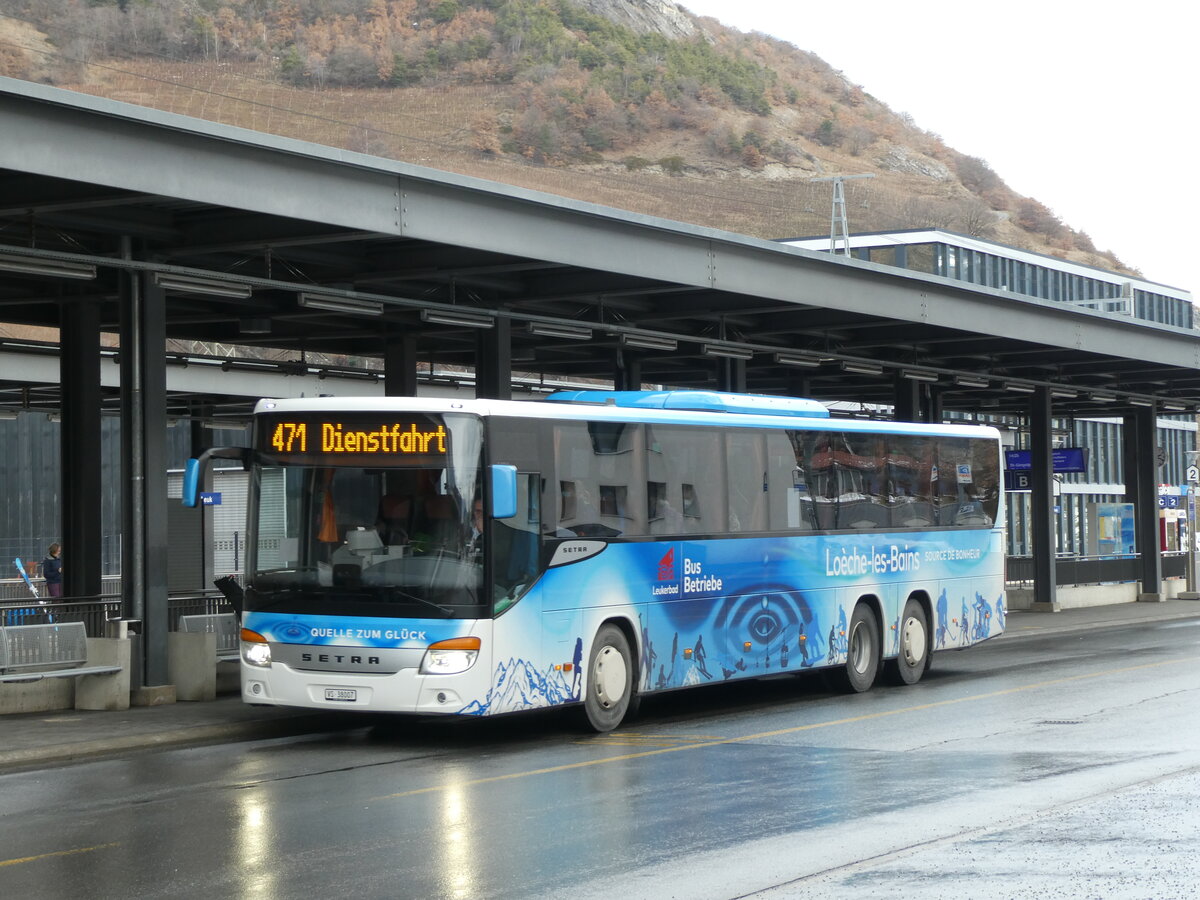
[599,485,627,519]
[726,430,767,532]
[842,433,887,530]
[648,481,682,534]
[887,437,933,528]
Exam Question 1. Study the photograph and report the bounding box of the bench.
[179,613,240,662]
[0,622,123,683]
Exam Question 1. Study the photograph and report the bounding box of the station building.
[783,229,1197,561]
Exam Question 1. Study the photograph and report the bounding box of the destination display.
[255,413,449,466]
[1003,447,1089,474]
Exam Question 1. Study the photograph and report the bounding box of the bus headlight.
[420,637,481,675]
[241,628,272,668]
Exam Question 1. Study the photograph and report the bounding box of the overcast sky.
[680,0,1199,297]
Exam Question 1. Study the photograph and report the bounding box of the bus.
[184,390,1006,732]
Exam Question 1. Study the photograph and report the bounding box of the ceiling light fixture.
[526,321,594,340]
[900,369,939,383]
[841,361,884,376]
[299,292,383,316]
[155,273,252,299]
[420,308,494,329]
[700,343,754,361]
[953,375,989,389]
[619,333,677,352]
[1005,382,1037,394]
[0,256,97,280]
[773,353,823,368]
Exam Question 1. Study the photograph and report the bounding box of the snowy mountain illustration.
[459,657,578,715]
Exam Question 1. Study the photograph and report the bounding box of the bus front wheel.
[829,603,880,693]
[884,599,929,686]
[582,624,634,733]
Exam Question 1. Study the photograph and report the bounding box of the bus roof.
[544,390,830,418]
[254,393,1001,440]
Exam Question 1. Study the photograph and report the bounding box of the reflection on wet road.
[1,620,1197,899]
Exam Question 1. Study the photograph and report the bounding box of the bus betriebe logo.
[657,547,676,581]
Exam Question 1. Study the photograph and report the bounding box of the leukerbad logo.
[657,547,676,581]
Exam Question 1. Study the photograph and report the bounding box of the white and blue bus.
[185,390,1005,732]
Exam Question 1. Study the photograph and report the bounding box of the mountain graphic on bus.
[459,657,578,716]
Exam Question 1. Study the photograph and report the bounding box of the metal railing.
[1006,552,1188,588]
[0,591,234,636]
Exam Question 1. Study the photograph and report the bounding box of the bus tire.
[884,599,929,686]
[581,624,634,733]
[829,602,880,694]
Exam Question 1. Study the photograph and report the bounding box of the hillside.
[0,0,1132,276]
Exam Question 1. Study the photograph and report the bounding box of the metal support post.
[1181,452,1199,600]
[1029,387,1058,608]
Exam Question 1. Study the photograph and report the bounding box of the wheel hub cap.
[594,646,628,709]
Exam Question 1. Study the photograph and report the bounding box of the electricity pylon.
[811,174,875,255]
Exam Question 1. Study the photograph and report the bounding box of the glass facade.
[999,416,1196,559]
[841,233,1197,562]
[855,239,1192,328]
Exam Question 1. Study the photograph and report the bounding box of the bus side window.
[650,425,724,535]
[647,481,683,534]
[726,429,767,532]
[887,436,933,528]
[770,430,813,531]
[808,431,839,530]
[842,433,887,530]
[494,472,541,600]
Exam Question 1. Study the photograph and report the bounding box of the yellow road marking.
[0,842,119,868]
[374,655,1196,802]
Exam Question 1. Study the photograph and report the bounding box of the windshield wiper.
[250,584,461,619]
[247,587,313,610]
[381,587,456,618]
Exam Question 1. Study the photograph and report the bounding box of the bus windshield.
[247,413,485,618]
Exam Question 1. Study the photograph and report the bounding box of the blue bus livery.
[186,390,1005,732]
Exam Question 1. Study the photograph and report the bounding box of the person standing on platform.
[42,543,63,598]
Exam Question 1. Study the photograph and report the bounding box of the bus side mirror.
[491,464,518,519]
[182,458,202,507]
[182,447,252,507]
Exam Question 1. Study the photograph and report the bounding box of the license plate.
[324,688,357,702]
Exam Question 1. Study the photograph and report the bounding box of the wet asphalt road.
[1,619,1198,899]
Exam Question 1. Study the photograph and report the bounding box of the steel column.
[1125,405,1163,600]
[475,318,512,400]
[614,350,642,392]
[59,297,103,599]
[384,333,418,397]
[1029,387,1057,606]
[120,259,170,685]
[716,358,746,393]
[893,377,921,423]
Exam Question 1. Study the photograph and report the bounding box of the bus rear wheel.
[828,603,880,693]
[581,624,634,733]
[884,599,929,686]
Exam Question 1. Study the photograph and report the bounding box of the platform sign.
[1188,465,1199,484]
[1004,471,1033,491]
[200,492,222,506]
[1004,448,1089,473]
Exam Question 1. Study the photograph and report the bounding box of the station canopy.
[2,77,1199,420]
